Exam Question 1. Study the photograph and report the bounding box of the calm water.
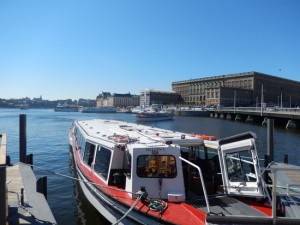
[1,108,300,225]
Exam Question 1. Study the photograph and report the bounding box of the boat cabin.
[71,120,265,204]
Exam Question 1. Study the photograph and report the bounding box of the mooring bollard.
[283,154,288,164]
[37,176,48,200]
[21,188,24,205]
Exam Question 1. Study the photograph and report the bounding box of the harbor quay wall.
[209,107,300,128]
[174,109,210,117]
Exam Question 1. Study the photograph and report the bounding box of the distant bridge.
[208,107,300,128]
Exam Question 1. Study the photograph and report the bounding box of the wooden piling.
[267,118,274,162]
[19,114,27,163]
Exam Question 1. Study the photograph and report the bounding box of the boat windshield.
[225,150,256,182]
[137,155,176,178]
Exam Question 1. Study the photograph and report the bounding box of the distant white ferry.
[54,104,79,112]
[81,106,117,113]
[135,110,174,122]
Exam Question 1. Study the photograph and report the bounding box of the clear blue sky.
[1,0,299,100]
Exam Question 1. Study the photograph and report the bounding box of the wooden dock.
[269,162,300,219]
[270,162,300,187]
[6,164,57,225]
[1,131,56,225]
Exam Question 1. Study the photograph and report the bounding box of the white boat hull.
[135,115,173,122]
[69,143,155,225]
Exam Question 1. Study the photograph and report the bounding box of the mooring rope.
[112,193,143,225]
[148,199,168,213]
[18,162,136,195]
[17,162,168,223]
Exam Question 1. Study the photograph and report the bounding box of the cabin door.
[220,139,264,197]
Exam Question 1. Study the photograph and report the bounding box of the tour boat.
[19,104,29,110]
[69,119,300,225]
[81,106,117,113]
[54,104,79,112]
[135,110,174,122]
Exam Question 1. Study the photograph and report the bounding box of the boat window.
[94,146,112,180]
[225,150,256,182]
[123,151,131,177]
[83,142,96,166]
[75,128,85,157]
[180,146,217,161]
[79,135,85,157]
[137,155,176,178]
[74,127,78,136]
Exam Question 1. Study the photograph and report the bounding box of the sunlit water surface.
[1,108,300,225]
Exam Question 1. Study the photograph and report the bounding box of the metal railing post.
[179,156,211,213]
[272,170,277,223]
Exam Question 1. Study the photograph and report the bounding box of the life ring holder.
[108,134,129,143]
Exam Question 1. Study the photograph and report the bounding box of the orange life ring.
[195,134,217,141]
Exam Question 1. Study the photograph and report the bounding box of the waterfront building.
[96,92,112,107]
[172,71,300,107]
[78,98,96,107]
[96,92,139,108]
[139,89,183,107]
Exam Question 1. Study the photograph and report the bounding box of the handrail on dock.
[263,166,300,222]
[179,156,211,213]
[0,133,7,225]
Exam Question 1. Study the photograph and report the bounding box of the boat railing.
[207,166,300,224]
[263,166,300,223]
[179,156,211,213]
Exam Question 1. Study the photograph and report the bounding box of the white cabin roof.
[76,119,204,148]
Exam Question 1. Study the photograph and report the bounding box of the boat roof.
[76,119,204,148]
[204,131,256,150]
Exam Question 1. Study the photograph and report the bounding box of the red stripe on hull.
[70,132,206,225]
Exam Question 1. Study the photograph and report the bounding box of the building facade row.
[172,71,300,107]
[139,89,183,107]
[96,90,183,108]
[96,92,140,108]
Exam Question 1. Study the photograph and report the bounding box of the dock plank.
[269,163,300,218]
[7,164,57,225]
[270,163,300,184]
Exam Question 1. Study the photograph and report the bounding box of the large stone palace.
[172,71,300,107]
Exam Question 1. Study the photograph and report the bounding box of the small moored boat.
[69,119,300,225]
[54,104,79,112]
[81,106,117,113]
[135,110,174,122]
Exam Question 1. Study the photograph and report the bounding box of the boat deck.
[185,195,274,225]
[187,195,267,216]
